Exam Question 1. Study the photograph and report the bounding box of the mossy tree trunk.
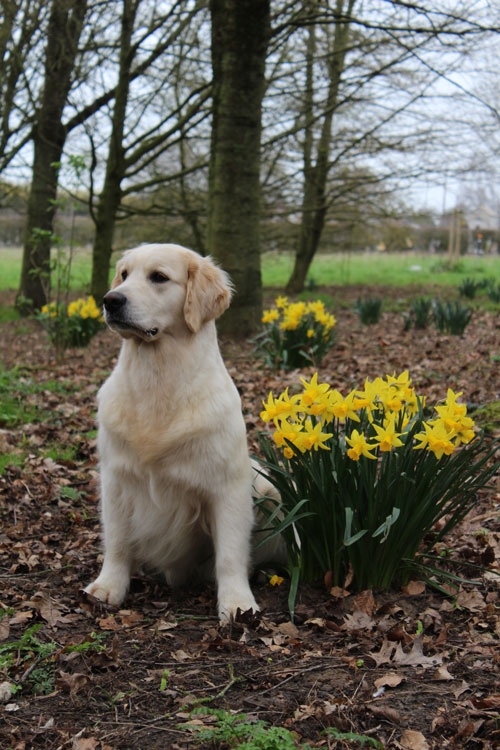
[207,0,270,336]
[16,0,87,312]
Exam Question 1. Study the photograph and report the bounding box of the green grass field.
[1,246,499,292]
[0,246,93,291]
[262,250,500,288]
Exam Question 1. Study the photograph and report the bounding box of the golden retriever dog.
[84,243,263,622]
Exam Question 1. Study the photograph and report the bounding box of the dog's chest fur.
[97,337,248,484]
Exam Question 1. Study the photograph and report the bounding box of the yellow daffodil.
[298,418,333,451]
[402,387,420,417]
[67,296,101,320]
[261,389,300,425]
[432,408,476,446]
[280,301,307,331]
[41,302,58,317]
[440,388,467,418]
[300,372,330,407]
[345,429,377,460]
[262,308,280,324]
[353,377,385,422]
[269,574,284,586]
[386,370,412,389]
[322,312,336,331]
[273,419,304,451]
[414,420,455,459]
[329,389,360,422]
[306,300,325,316]
[275,296,288,309]
[452,420,475,445]
[372,414,404,452]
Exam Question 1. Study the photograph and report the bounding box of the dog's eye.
[121,270,128,281]
[149,271,169,284]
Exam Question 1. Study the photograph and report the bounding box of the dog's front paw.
[218,589,259,623]
[84,575,129,607]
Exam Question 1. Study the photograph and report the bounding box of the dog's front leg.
[211,481,259,623]
[84,468,133,607]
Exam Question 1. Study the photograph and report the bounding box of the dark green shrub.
[487,281,500,303]
[433,299,473,335]
[355,297,382,325]
[403,297,433,330]
[458,277,480,299]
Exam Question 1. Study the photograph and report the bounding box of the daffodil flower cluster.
[67,296,102,320]
[38,296,104,350]
[261,371,476,461]
[258,297,336,370]
[41,302,58,318]
[258,370,496,597]
[262,297,335,333]
[413,388,475,459]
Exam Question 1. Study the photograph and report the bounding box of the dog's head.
[103,243,232,341]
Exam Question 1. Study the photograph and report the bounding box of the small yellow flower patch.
[269,575,284,586]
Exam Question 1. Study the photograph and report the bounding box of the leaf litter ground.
[0,285,499,750]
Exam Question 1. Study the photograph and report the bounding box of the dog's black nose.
[103,291,127,312]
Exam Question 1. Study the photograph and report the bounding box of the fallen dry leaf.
[172,649,191,662]
[0,681,14,702]
[342,610,376,632]
[402,580,426,596]
[118,610,144,627]
[369,639,396,666]
[400,729,430,749]
[431,666,454,681]
[455,718,484,740]
[276,621,300,638]
[374,672,404,688]
[329,586,350,598]
[0,618,9,641]
[57,671,91,698]
[305,617,327,629]
[98,616,119,630]
[393,637,443,668]
[352,589,375,614]
[8,610,33,626]
[293,703,316,721]
[367,703,401,723]
[72,737,99,750]
[471,694,500,709]
[453,680,471,698]
[23,591,73,628]
[157,618,178,631]
[456,588,485,613]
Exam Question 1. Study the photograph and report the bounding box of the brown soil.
[0,285,499,750]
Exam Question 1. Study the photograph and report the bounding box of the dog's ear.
[184,256,232,333]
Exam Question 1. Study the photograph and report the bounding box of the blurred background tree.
[0,0,498,333]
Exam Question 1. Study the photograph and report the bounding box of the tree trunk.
[207,0,270,336]
[16,0,87,311]
[90,0,138,304]
[286,0,355,295]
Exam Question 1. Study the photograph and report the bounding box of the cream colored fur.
[84,243,261,621]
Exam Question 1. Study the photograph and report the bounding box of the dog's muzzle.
[103,291,158,338]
